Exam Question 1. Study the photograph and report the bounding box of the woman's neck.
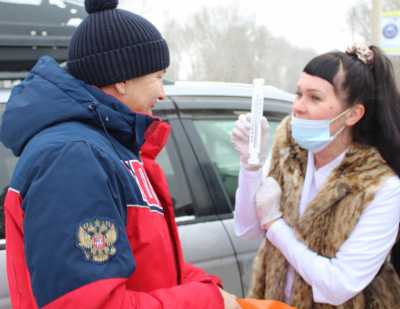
[313,130,352,169]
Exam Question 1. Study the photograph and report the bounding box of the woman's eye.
[311,95,320,101]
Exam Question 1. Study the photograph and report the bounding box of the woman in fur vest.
[232,44,400,308]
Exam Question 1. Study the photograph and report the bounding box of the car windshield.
[0,0,85,71]
[0,0,85,27]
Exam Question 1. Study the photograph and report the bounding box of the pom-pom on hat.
[84,0,118,13]
[67,0,170,86]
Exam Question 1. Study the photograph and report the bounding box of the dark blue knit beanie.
[67,0,170,86]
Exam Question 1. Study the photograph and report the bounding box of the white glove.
[255,176,282,229]
[231,113,269,170]
[219,288,241,309]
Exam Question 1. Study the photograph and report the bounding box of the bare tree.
[162,19,186,82]
[162,4,316,91]
[347,1,372,41]
[346,0,400,86]
[119,0,152,15]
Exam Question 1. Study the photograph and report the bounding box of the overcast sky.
[120,0,365,53]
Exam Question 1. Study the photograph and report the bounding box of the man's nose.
[158,86,166,101]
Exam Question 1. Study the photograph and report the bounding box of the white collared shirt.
[234,150,400,305]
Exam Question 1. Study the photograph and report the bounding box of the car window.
[192,118,280,207]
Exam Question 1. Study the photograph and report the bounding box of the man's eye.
[311,95,320,101]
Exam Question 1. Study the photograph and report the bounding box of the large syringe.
[248,78,265,167]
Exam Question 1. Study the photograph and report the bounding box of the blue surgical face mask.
[291,109,350,153]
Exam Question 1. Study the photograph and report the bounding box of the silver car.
[0,80,293,308]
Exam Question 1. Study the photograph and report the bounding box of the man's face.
[120,70,166,115]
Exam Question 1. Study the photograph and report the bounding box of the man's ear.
[346,103,365,126]
[114,81,127,95]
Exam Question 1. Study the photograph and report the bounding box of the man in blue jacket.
[0,0,239,308]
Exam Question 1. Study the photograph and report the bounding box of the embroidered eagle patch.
[77,219,117,263]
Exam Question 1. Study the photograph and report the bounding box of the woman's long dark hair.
[303,46,400,176]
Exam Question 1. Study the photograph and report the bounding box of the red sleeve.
[182,263,223,287]
[43,278,224,309]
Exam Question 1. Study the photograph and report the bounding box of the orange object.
[237,298,296,309]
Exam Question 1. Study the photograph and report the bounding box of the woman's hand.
[255,176,282,229]
[231,113,269,170]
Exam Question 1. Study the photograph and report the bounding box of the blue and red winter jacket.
[0,56,224,309]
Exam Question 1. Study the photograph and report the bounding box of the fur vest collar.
[248,116,400,308]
